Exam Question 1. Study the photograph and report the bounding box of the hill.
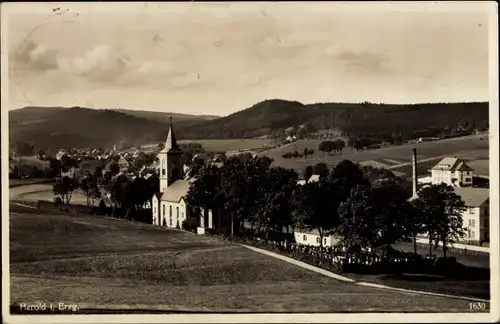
[9,107,169,149]
[9,100,489,150]
[110,108,219,124]
[9,204,475,312]
[175,100,489,141]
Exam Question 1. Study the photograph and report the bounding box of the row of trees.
[318,139,346,155]
[282,148,315,159]
[52,163,160,222]
[187,157,467,258]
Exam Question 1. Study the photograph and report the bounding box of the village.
[10,118,491,253]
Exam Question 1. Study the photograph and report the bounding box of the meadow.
[143,138,273,154]
[264,134,489,177]
[9,204,479,313]
[10,184,88,205]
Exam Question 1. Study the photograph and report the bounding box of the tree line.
[187,156,467,259]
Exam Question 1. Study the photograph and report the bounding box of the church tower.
[158,117,184,191]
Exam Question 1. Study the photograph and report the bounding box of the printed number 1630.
[469,302,487,310]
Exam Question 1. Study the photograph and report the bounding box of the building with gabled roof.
[453,187,490,243]
[151,118,211,232]
[430,157,474,187]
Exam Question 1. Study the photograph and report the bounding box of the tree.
[405,199,427,254]
[186,164,223,230]
[157,143,165,152]
[48,158,62,177]
[106,160,120,176]
[36,149,46,160]
[334,139,346,154]
[189,157,206,178]
[329,160,365,200]
[61,155,77,171]
[94,166,103,178]
[318,141,327,156]
[255,167,298,237]
[312,162,329,179]
[220,162,248,236]
[293,180,341,251]
[414,184,467,258]
[79,175,101,206]
[53,176,77,204]
[303,165,313,183]
[369,179,413,256]
[337,184,377,255]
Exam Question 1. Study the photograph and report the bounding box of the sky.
[4,2,493,116]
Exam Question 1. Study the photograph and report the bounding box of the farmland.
[263,134,490,177]
[10,184,88,205]
[9,204,481,313]
[144,138,274,154]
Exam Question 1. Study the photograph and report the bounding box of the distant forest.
[173,100,489,142]
[9,100,489,151]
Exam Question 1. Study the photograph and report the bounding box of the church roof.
[160,117,183,154]
[160,179,190,202]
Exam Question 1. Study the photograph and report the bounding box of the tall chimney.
[412,148,418,198]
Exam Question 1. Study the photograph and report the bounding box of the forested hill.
[9,100,489,150]
[173,100,489,140]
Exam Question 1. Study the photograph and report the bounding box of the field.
[143,139,274,154]
[10,184,88,205]
[12,156,50,169]
[263,134,489,177]
[8,204,484,313]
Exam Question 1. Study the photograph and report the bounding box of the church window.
[169,205,173,226]
[176,206,179,222]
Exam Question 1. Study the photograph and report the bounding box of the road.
[392,243,489,269]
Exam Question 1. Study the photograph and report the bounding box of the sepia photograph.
[1,1,498,323]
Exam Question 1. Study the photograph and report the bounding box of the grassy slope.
[9,205,479,313]
[264,134,489,175]
[111,109,219,123]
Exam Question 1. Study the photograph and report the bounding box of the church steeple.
[158,117,184,190]
[164,117,182,154]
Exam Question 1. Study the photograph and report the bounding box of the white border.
[1,2,499,323]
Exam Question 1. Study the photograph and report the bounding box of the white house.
[151,118,212,234]
[430,157,474,187]
[294,229,340,248]
[453,187,490,243]
[56,150,67,161]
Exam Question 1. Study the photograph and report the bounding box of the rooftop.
[159,117,183,155]
[453,187,489,207]
[432,157,474,172]
[160,179,190,202]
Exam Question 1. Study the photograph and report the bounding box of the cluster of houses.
[150,120,490,250]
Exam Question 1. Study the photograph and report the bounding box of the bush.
[182,217,198,232]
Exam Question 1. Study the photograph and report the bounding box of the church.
[151,118,213,233]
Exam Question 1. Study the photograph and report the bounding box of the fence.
[209,233,483,278]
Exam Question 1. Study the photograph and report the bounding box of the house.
[61,166,77,178]
[294,229,340,248]
[152,118,213,233]
[56,150,67,161]
[411,149,490,244]
[453,187,490,243]
[118,157,130,172]
[297,172,321,186]
[430,157,474,187]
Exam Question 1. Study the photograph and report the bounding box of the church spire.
[164,117,182,153]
